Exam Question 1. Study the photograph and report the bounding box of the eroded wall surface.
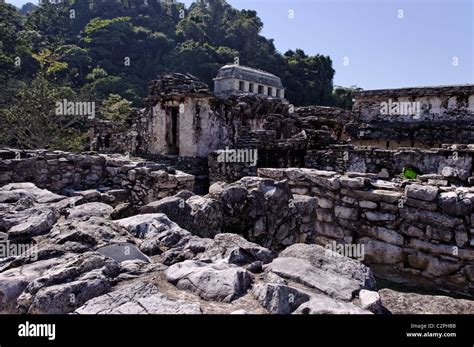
[347,85,474,147]
[0,149,194,205]
[259,167,474,296]
[306,145,474,184]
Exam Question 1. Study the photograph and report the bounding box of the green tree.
[332,85,363,110]
[25,1,74,49]
[281,50,335,106]
[84,74,141,106]
[100,94,132,124]
[83,17,135,73]
[0,2,37,104]
[55,44,92,82]
[0,74,88,151]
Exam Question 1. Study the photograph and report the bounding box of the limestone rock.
[359,237,404,264]
[115,213,185,239]
[1,206,59,237]
[405,184,439,202]
[110,203,140,220]
[15,252,120,314]
[357,289,385,313]
[400,208,463,229]
[96,243,150,263]
[379,288,474,314]
[279,243,376,291]
[438,192,472,216]
[75,282,202,314]
[165,260,253,302]
[160,235,214,265]
[210,233,275,264]
[252,283,310,314]
[140,197,194,232]
[25,276,111,314]
[293,295,371,314]
[268,257,368,301]
[49,217,133,252]
[67,202,113,220]
[0,183,65,204]
[187,196,224,238]
[114,213,191,255]
[0,256,74,313]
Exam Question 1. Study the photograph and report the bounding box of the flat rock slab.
[268,244,376,301]
[279,244,376,288]
[75,282,202,314]
[165,260,252,302]
[1,206,58,237]
[16,252,120,314]
[294,294,371,314]
[50,217,132,251]
[0,183,65,203]
[97,243,150,263]
[0,256,74,313]
[67,202,113,220]
[379,288,474,314]
[25,277,111,314]
[268,257,363,301]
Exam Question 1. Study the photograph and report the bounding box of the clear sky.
[6,0,474,90]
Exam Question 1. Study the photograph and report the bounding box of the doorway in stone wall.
[167,106,179,155]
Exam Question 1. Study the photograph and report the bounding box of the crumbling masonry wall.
[305,145,474,184]
[347,85,474,148]
[0,149,194,205]
[206,105,352,184]
[258,168,474,296]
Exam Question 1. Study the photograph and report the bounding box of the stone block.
[334,205,359,221]
[405,184,439,202]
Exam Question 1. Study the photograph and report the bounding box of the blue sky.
[6,0,474,90]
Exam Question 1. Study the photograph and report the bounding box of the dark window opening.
[258,85,264,94]
[249,83,254,93]
[268,87,273,96]
[276,89,281,98]
[167,107,179,155]
[239,81,245,91]
[97,136,103,149]
[104,135,111,148]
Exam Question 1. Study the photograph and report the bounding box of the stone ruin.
[1,70,474,314]
[214,64,286,100]
[347,85,474,148]
[91,72,351,184]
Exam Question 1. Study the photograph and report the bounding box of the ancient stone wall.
[90,120,140,154]
[258,167,474,296]
[347,85,474,147]
[0,149,194,205]
[353,85,474,123]
[138,154,209,195]
[306,145,474,185]
[207,150,258,184]
[205,105,352,184]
